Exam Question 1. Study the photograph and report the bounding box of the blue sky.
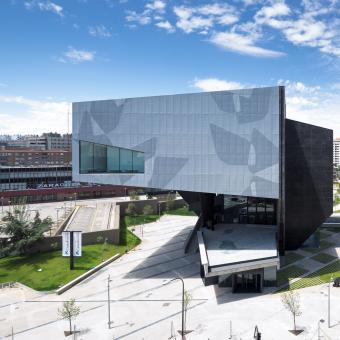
[0,0,339,136]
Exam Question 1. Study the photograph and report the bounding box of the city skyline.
[0,0,339,135]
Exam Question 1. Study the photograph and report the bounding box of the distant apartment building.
[44,133,71,150]
[0,149,71,167]
[5,133,72,151]
[334,138,340,167]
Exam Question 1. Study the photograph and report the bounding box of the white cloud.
[254,1,340,57]
[278,80,320,93]
[210,31,285,57]
[155,21,175,33]
[59,47,95,63]
[24,1,63,17]
[280,80,340,136]
[88,25,112,38]
[174,4,238,34]
[126,10,151,25]
[0,95,69,134]
[125,0,166,27]
[192,78,244,91]
[146,0,166,12]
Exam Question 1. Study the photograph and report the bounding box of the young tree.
[129,190,139,201]
[281,290,302,331]
[0,203,53,256]
[184,289,193,331]
[125,203,137,216]
[165,192,176,211]
[58,298,80,334]
[142,204,153,216]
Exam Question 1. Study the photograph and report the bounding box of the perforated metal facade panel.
[72,87,281,198]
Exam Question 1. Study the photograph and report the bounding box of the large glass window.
[79,141,144,174]
[107,146,119,172]
[93,144,107,172]
[120,148,133,172]
[79,141,94,173]
[133,151,144,173]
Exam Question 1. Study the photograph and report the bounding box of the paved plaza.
[1,214,340,339]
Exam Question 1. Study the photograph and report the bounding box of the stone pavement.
[1,215,340,339]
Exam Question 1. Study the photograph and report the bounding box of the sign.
[36,182,81,189]
[62,231,82,257]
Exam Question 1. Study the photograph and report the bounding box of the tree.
[125,203,137,216]
[281,290,302,331]
[143,204,153,216]
[129,190,139,201]
[0,203,53,256]
[165,192,176,211]
[184,289,192,331]
[58,298,80,334]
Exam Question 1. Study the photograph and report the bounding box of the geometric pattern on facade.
[73,86,281,198]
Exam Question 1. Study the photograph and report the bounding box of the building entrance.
[232,272,262,293]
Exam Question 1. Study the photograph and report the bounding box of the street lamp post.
[163,277,185,339]
[328,276,333,328]
[107,274,112,329]
[73,192,77,206]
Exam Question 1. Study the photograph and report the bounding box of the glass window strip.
[79,140,144,174]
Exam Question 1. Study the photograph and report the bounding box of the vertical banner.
[62,231,71,256]
[73,231,82,257]
[62,231,82,257]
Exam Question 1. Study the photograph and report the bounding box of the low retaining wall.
[56,253,121,295]
[27,227,120,254]
[118,198,185,216]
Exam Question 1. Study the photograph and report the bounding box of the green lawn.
[0,217,142,291]
[165,206,196,216]
[311,253,337,264]
[282,252,305,267]
[302,240,336,254]
[288,260,340,291]
[123,214,159,228]
[277,265,308,287]
[0,243,130,291]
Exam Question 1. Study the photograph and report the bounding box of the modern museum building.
[72,86,333,292]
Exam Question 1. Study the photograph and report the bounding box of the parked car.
[333,277,340,287]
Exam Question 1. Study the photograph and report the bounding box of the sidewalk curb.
[56,253,121,295]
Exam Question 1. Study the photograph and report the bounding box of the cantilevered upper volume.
[72,86,333,292]
[72,86,281,199]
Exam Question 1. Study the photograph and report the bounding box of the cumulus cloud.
[155,20,175,33]
[174,3,238,34]
[254,1,340,57]
[122,1,339,58]
[0,95,69,134]
[210,31,285,57]
[192,78,244,91]
[146,0,166,12]
[88,25,112,38]
[24,1,63,17]
[125,0,166,26]
[59,47,95,63]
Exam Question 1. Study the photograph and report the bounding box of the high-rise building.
[334,138,340,167]
[72,86,333,292]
